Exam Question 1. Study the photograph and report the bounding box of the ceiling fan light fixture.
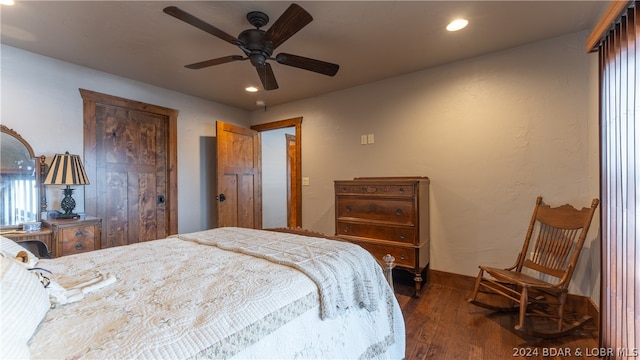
[446,18,468,32]
[245,86,259,92]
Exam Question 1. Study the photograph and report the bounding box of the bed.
[1,227,405,359]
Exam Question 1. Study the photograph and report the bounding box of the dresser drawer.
[353,241,416,269]
[335,183,415,196]
[336,197,415,225]
[59,225,96,256]
[336,221,416,244]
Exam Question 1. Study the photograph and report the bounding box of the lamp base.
[53,186,80,219]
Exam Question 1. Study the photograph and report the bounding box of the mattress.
[28,227,405,359]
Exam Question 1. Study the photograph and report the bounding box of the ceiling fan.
[163,3,340,91]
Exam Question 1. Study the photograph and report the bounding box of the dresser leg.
[413,274,423,298]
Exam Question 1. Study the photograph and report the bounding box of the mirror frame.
[0,125,47,229]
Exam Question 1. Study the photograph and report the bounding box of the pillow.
[0,235,39,268]
[0,256,51,359]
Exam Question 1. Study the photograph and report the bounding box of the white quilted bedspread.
[28,227,405,359]
[178,227,387,319]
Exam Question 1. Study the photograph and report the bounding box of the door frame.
[80,88,179,236]
[251,117,302,228]
[285,133,297,227]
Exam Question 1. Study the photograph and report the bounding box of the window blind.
[598,2,639,358]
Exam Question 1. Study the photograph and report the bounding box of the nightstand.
[43,216,102,257]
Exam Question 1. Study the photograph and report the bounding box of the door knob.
[217,194,226,202]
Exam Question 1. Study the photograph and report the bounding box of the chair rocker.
[467,196,599,338]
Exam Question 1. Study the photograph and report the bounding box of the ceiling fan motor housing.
[238,29,273,67]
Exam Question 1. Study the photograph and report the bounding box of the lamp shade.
[43,151,90,186]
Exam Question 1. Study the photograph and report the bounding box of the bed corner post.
[383,254,395,291]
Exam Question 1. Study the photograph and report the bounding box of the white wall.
[1,30,601,300]
[250,31,601,299]
[0,45,250,233]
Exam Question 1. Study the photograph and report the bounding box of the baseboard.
[428,269,600,331]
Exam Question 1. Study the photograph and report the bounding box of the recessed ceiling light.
[245,86,258,92]
[446,19,468,32]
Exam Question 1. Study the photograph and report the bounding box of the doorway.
[261,128,295,228]
[251,117,302,228]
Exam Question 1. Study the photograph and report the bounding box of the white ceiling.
[1,1,607,111]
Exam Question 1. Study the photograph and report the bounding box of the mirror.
[0,125,42,228]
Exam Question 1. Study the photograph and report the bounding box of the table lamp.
[43,151,90,219]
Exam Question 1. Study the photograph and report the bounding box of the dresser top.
[336,176,429,183]
[43,215,101,225]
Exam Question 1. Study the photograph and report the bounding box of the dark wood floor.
[393,279,598,360]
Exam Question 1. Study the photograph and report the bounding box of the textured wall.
[1,30,600,299]
[250,31,600,298]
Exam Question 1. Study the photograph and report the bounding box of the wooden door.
[216,121,261,228]
[82,89,178,248]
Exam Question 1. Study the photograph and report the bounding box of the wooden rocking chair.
[467,196,599,338]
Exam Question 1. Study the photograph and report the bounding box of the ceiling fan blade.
[163,6,242,46]
[185,55,244,69]
[264,4,313,50]
[256,64,279,90]
[275,53,339,76]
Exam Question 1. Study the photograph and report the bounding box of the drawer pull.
[400,233,406,240]
[400,253,406,260]
[399,188,404,193]
[343,227,349,233]
[345,206,352,212]
[75,243,83,250]
[366,187,377,193]
[75,230,84,237]
[395,209,403,216]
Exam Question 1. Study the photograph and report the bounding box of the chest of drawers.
[43,216,102,257]
[335,177,430,296]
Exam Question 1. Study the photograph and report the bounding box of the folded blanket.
[178,227,387,319]
[48,272,116,306]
